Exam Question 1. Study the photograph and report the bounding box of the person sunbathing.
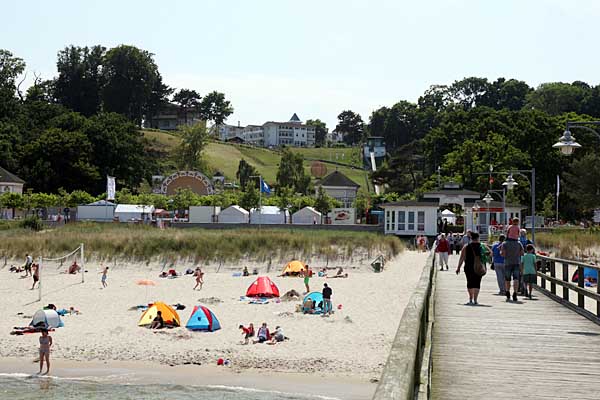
[303,298,314,314]
[267,326,285,345]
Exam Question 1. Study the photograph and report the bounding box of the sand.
[0,251,427,396]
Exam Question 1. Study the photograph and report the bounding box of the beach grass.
[536,228,600,259]
[0,223,403,263]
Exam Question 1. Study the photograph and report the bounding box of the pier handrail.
[373,252,436,400]
[536,254,600,324]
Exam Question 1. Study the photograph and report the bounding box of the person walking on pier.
[491,235,506,295]
[501,237,524,302]
[456,232,488,305]
[436,233,450,271]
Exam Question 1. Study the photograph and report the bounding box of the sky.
[4,0,600,129]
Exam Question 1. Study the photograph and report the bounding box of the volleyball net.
[38,243,85,303]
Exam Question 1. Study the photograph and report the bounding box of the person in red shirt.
[239,323,254,345]
[436,233,450,271]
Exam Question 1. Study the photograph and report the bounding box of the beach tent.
[246,276,280,298]
[303,292,324,314]
[138,302,181,327]
[292,206,322,225]
[250,206,289,224]
[115,204,155,222]
[185,305,221,332]
[30,309,63,329]
[219,205,249,224]
[282,260,306,276]
[76,200,116,222]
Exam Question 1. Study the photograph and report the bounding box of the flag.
[260,177,271,194]
[107,176,116,201]
[556,175,560,197]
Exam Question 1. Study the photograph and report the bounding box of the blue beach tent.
[303,292,324,314]
[185,305,221,332]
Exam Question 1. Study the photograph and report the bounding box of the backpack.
[471,245,487,277]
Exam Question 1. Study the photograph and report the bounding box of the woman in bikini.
[38,329,52,375]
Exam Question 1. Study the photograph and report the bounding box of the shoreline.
[0,357,375,400]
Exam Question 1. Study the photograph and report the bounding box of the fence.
[373,252,437,400]
[536,255,600,324]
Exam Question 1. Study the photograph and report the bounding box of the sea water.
[0,374,340,400]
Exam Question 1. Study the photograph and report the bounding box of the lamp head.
[553,129,581,155]
[483,193,493,204]
[502,174,518,190]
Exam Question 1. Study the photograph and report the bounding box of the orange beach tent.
[282,260,305,276]
[138,301,181,327]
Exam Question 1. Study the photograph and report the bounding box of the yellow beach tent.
[282,260,306,276]
[138,301,181,327]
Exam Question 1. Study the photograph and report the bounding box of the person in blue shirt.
[492,235,506,295]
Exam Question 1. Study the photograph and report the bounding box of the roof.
[292,206,321,216]
[251,206,290,215]
[423,189,481,197]
[86,200,116,206]
[222,205,249,215]
[318,171,360,188]
[0,166,25,184]
[114,204,155,213]
[380,200,439,208]
[289,113,301,123]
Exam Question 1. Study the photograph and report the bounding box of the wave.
[203,384,342,400]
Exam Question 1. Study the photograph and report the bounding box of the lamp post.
[553,120,600,155]
[482,193,493,237]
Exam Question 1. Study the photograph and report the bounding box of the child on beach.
[193,268,204,290]
[100,266,108,288]
[31,263,40,290]
[38,329,52,375]
[522,244,537,299]
[239,323,254,345]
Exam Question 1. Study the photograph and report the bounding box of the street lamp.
[482,193,493,237]
[502,174,518,190]
[553,120,600,155]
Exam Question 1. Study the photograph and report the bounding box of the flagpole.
[259,175,262,231]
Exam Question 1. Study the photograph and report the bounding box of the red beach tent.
[246,276,280,298]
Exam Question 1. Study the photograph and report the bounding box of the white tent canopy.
[114,204,155,222]
[441,209,456,224]
[292,206,321,225]
[250,206,289,224]
[30,309,62,329]
[219,205,249,224]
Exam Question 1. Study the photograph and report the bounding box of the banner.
[107,176,116,201]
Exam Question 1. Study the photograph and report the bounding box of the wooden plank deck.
[431,256,600,400]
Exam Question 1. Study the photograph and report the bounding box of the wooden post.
[577,266,585,308]
[550,261,556,295]
[597,275,600,317]
[562,263,569,302]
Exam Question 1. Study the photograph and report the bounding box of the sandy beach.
[0,250,427,398]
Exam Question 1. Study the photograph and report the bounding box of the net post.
[80,243,85,284]
[38,255,42,303]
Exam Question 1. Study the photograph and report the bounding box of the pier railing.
[373,252,436,400]
[536,255,600,324]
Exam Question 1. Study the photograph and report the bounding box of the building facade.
[0,166,24,195]
[144,103,203,131]
[233,113,316,148]
[316,171,360,208]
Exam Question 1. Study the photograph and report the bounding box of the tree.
[0,49,25,119]
[275,186,293,223]
[563,153,600,214]
[276,149,311,194]
[54,45,105,116]
[172,89,201,124]
[20,128,99,192]
[449,77,492,109]
[314,186,333,223]
[525,82,588,116]
[306,119,328,146]
[239,187,259,213]
[542,193,555,219]
[175,122,210,171]
[336,110,365,145]
[101,45,164,124]
[199,91,233,126]
[236,159,258,191]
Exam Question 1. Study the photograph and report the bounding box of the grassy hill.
[143,130,371,192]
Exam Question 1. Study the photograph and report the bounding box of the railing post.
[562,263,569,302]
[577,266,585,309]
[540,260,547,290]
[550,261,556,295]
[597,277,600,318]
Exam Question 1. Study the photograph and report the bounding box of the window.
[417,211,425,232]
[408,211,415,231]
[398,211,405,231]
[391,209,396,230]
[386,211,390,231]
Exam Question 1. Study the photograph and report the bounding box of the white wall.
[219,208,249,223]
[292,208,321,224]
[189,206,220,223]
[384,206,437,236]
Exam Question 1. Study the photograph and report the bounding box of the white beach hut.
[114,204,155,222]
[292,206,321,225]
[219,205,249,224]
[250,206,289,224]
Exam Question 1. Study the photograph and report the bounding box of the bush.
[20,216,43,231]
